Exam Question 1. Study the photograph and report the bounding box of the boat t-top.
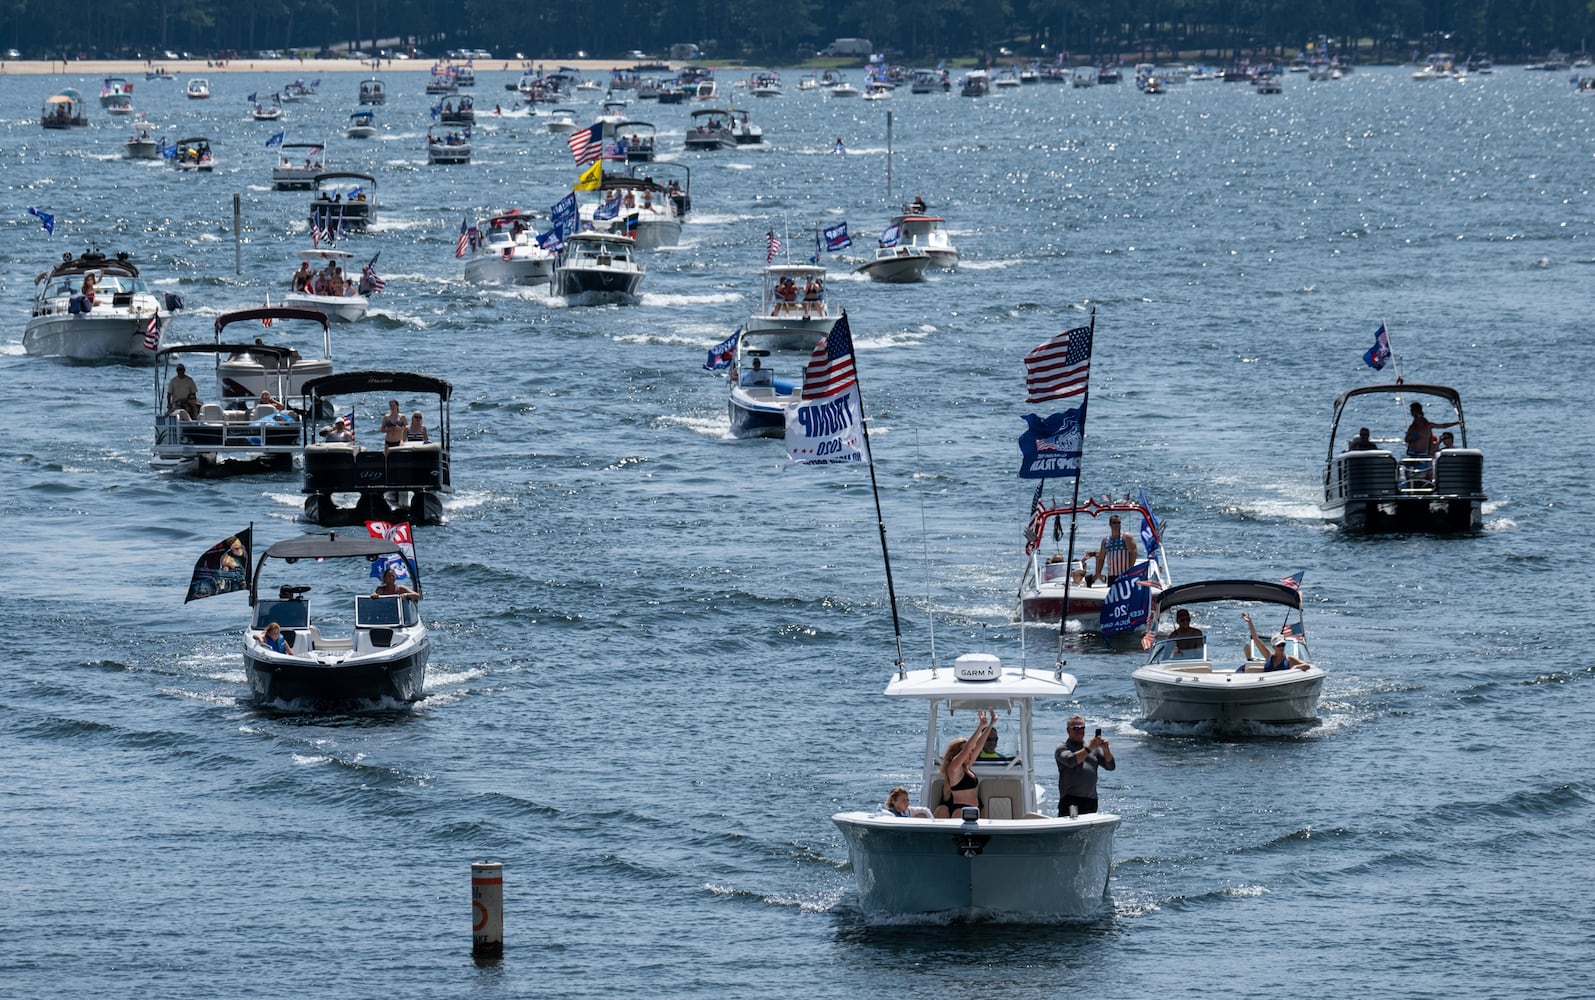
[889,204,960,268]
[151,342,305,475]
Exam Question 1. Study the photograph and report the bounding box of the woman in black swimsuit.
[935,708,996,818]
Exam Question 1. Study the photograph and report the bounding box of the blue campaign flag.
[27,207,54,235]
[246,91,257,103]
[348,186,364,200]
[824,221,852,251]
[429,103,441,120]
[1363,323,1391,370]
[1017,406,1087,479]
[704,328,740,371]
[1138,488,1161,557]
[550,192,578,230]
[878,224,900,248]
[265,131,285,148]
[1099,561,1153,636]
[593,195,622,221]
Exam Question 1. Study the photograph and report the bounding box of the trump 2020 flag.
[878,224,900,248]
[265,131,285,148]
[704,328,740,371]
[824,221,852,251]
[1099,561,1152,636]
[1138,488,1161,558]
[1017,405,1087,479]
[785,315,869,465]
[366,520,417,582]
[1363,323,1391,370]
[28,207,54,235]
[593,195,622,221]
[185,527,252,603]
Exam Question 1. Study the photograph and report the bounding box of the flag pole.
[845,312,907,677]
[1053,309,1095,669]
[1384,318,1401,382]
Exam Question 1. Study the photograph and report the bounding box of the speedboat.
[300,370,453,526]
[309,172,377,234]
[151,342,304,475]
[855,245,931,283]
[358,77,387,105]
[726,109,763,144]
[582,167,689,249]
[283,248,373,322]
[271,141,326,191]
[210,305,334,401]
[993,67,1022,88]
[960,71,990,96]
[282,79,318,101]
[1131,580,1326,727]
[426,130,472,165]
[172,136,216,171]
[243,533,430,706]
[40,89,88,128]
[832,653,1119,920]
[749,71,783,97]
[725,330,811,439]
[743,262,837,351]
[862,82,892,100]
[1322,383,1484,532]
[890,208,960,268]
[1018,496,1170,640]
[186,78,211,99]
[554,232,644,304]
[462,210,556,286]
[425,65,459,95]
[99,77,134,107]
[910,69,949,93]
[24,247,181,361]
[252,95,284,120]
[123,131,160,159]
[105,94,135,115]
[544,107,580,134]
[828,78,861,98]
[346,110,378,139]
[684,108,735,150]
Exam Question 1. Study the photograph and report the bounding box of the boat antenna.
[912,429,938,673]
[885,109,893,202]
[847,312,908,677]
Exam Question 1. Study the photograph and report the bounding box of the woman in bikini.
[934,708,997,818]
[381,399,408,451]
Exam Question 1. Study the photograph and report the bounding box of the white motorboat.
[726,108,764,143]
[123,130,160,159]
[855,245,931,283]
[300,369,453,526]
[684,108,735,150]
[462,210,556,286]
[832,653,1120,920]
[993,67,1022,88]
[271,140,326,190]
[252,95,284,120]
[282,79,318,101]
[797,73,819,92]
[743,262,836,351]
[105,95,136,115]
[862,82,892,100]
[346,110,377,139]
[151,342,305,474]
[243,534,430,706]
[1322,382,1483,533]
[308,171,376,234]
[1018,496,1170,641]
[358,77,387,105]
[24,247,180,362]
[544,107,580,134]
[724,326,816,439]
[1131,580,1326,726]
[283,248,373,322]
[829,78,861,98]
[890,208,960,268]
[749,71,783,97]
[554,232,644,304]
[582,172,686,249]
[171,135,216,171]
[910,69,949,93]
[186,78,211,99]
[210,305,334,402]
[41,89,89,127]
[960,70,990,96]
[426,130,472,165]
[99,76,134,107]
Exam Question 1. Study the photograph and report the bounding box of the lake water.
[2,67,1592,998]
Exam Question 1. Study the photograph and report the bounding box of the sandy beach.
[0,57,684,77]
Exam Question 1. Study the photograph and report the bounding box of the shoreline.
[0,58,683,78]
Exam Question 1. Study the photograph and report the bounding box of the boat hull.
[1132,667,1325,724]
[244,642,429,705]
[123,140,160,159]
[857,255,931,283]
[556,267,643,303]
[1323,448,1484,533]
[463,255,555,286]
[727,387,795,438]
[833,813,1119,920]
[742,317,833,353]
[24,315,160,362]
[282,292,369,323]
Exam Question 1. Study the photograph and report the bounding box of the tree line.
[5,0,1592,65]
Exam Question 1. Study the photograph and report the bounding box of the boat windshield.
[254,598,311,630]
[356,595,419,627]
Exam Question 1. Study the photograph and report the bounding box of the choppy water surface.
[2,67,1592,998]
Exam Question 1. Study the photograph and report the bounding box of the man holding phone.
[1055,714,1116,816]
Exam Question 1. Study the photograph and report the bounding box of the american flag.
[142,314,160,351]
[454,214,471,258]
[1280,571,1303,591]
[1024,480,1046,546]
[363,266,385,293]
[566,123,603,165]
[801,314,857,399]
[310,219,332,247]
[765,229,781,263]
[1024,323,1094,403]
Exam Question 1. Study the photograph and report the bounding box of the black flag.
[185,526,252,603]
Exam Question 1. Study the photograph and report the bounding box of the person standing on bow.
[1055,715,1115,816]
[1090,514,1138,585]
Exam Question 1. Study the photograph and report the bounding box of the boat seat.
[978,777,1025,820]
[250,404,281,421]
[305,625,353,651]
[199,403,226,422]
[925,777,945,815]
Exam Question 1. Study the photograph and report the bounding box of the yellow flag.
[573,160,602,191]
